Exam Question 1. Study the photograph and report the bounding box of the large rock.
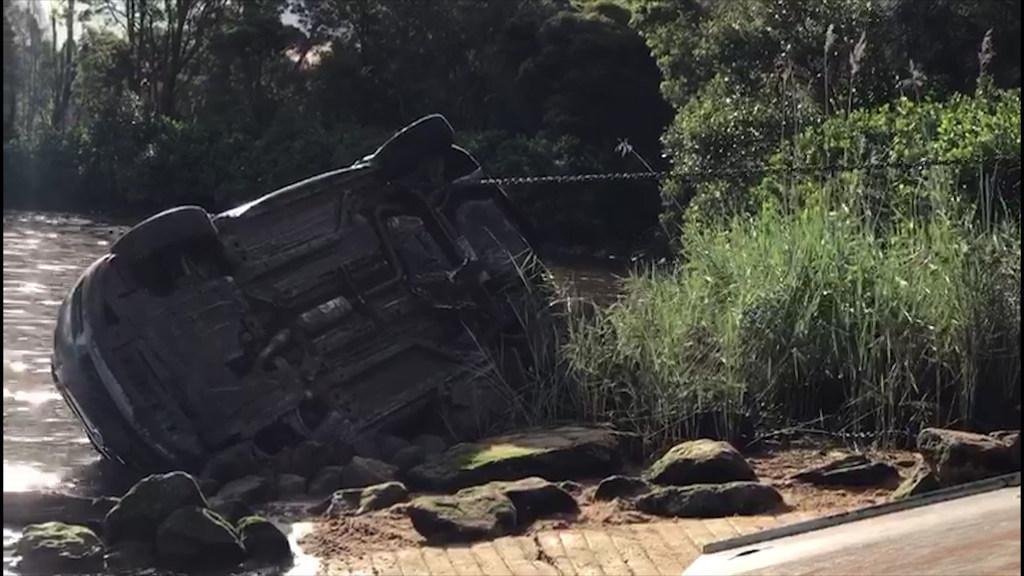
[237,516,292,565]
[892,463,941,500]
[104,472,207,544]
[594,476,653,501]
[307,466,346,499]
[392,445,427,471]
[201,442,259,484]
[405,477,575,543]
[378,434,412,462]
[16,522,104,574]
[792,454,900,487]
[644,439,756,486]
[340,457,399,489]
[480,477,578,523]
[989,430,1021,471]
[331,439,355,466]
[407,426,623,491]
[276,474,308,499]
[197,477,220,497]
[917,428,1019,486]
[206,496,255,525]
[215,474,274,505]
[271,447,295,475]
[413,434,448,456]
[407,490,517,543]
[352,435,383,461]
[154,506,244,570]
[290,440,331,478]
[635,482,783,518]
[324,482,409,517]
[3,491,117,529]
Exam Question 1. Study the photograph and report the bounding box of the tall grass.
[565,166,1020,448]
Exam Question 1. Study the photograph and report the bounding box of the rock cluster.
[309,426,620,543]
[14,471,292,574]
[406,477,578,542]
[24,422,1016,563]
[596,439,784,518]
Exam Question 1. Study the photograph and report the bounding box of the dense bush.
[630,0,1021,239]
[754,90,1022,226]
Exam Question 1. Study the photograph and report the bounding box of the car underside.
[51,115,557,472]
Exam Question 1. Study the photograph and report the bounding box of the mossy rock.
[325,482,409,517]
[406,490,517,543]
[594,475,653,501]
[469,477,578,523]
[918,428,1019,487]
[340,456,398,489]
[155,506,244,570]
[406,426,623,491]
[16,522,104,574]
[644,439,756,486]
[635,482,783,518]
[237,516,292,565]
[215,474,274,505]
[201,442,259,484]
[104,471,208,544]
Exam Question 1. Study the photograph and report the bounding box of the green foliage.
[754,91,1023,223]
[776,90,1021,167]
[630,0,1022,240]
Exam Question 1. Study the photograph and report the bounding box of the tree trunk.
[50,0,75,131]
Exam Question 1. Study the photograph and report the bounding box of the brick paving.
[319,511,813,575]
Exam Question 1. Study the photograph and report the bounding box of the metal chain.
[478,156,1020,187]
[480,171,666,186]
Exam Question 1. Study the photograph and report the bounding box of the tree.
[629,0,1023,234]
[97,0,227,116]
[49,0,82,131]
[3,0,15,142]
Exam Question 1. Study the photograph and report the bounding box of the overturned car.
[51,115,557,472]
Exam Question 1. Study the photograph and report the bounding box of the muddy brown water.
[1,210,624,574]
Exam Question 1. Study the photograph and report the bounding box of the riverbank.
[12,423,1017,575]
[298,440,916,565]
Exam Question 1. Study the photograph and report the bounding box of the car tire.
[111,206,219,263]
[369,114,455,180]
